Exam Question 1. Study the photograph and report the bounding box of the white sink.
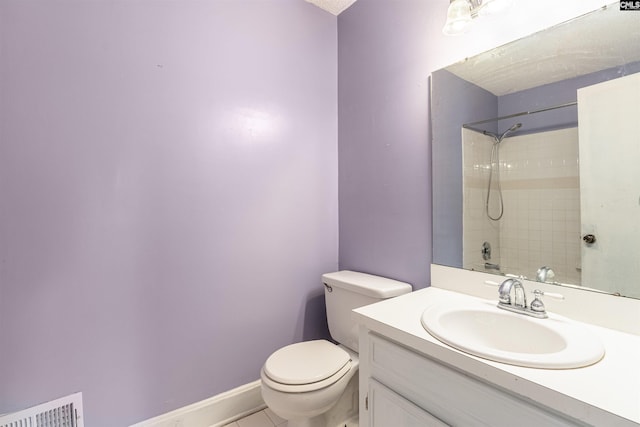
[421,299,605,369]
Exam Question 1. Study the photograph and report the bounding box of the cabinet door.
[369,379,449,427]
[368,333,587,426]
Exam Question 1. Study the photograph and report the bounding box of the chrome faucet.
[497,278,548,318]
[536,266,555,283]
[491,278,565,319]
[498,278,526,308]
[484,262,501,271]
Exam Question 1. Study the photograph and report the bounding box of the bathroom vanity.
[353,265,640,427]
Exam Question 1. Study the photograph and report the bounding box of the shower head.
[498,122,522,141]
[508,123,522,132]
[482,122,522,143]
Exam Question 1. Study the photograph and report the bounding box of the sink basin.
[421,299,605,369]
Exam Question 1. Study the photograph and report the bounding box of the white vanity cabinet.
[359,331,588,427]
[368,379,448,427]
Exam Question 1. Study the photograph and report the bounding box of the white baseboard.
[130,380,266,427]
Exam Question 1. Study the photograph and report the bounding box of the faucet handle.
[535,290,565,301]
[530,290,546,314]
[530,289,565,316]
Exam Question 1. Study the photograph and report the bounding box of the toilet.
[260,270,412,427]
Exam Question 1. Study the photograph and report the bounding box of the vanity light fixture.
[443,0,512,35]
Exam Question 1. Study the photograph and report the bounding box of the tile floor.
[223,408,286,427]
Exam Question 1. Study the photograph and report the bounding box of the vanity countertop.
[353,286,640,427]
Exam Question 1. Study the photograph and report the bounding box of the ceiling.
[446,4,640,96]
[305,0,358,15]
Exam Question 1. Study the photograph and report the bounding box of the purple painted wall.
[335,0,496,288]
[0,1,337,425]
[431,70,497,268]
[337,0,433,288]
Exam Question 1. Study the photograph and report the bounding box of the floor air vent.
[0,393,83,427]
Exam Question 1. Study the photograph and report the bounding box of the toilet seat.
[262,340,352,393]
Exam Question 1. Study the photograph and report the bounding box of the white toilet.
[260,270,412,427]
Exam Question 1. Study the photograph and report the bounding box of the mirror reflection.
[431,2,640,299]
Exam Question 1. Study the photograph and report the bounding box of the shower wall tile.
[463,127,581,284]
[499,128,581,284]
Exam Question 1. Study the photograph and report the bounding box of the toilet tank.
[322,271,412,352]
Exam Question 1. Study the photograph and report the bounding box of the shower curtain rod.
[462,101,578,131]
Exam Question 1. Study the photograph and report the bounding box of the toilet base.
[276,373,359,427]
[285,415,326,427]
[285,414,359,427]
[262,370,359,427]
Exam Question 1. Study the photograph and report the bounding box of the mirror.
[431,2,640,299]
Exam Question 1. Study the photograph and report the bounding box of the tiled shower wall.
[463,127,582,284]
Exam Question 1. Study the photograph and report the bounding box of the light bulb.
[442,0,473,35]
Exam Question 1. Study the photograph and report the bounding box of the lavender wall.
[335,0,503,288]
[337,1,433,288]
[431,70,497,268]
[0,1,337,425]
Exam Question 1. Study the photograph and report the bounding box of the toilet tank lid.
[322,271,412,298]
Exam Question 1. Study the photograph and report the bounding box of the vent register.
[0,393,83,427]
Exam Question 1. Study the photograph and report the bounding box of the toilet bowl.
[260,271,412,427]
[261,340,359,427]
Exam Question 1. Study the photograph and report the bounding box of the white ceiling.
[446,5,640,96]
[305,0,358,15]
